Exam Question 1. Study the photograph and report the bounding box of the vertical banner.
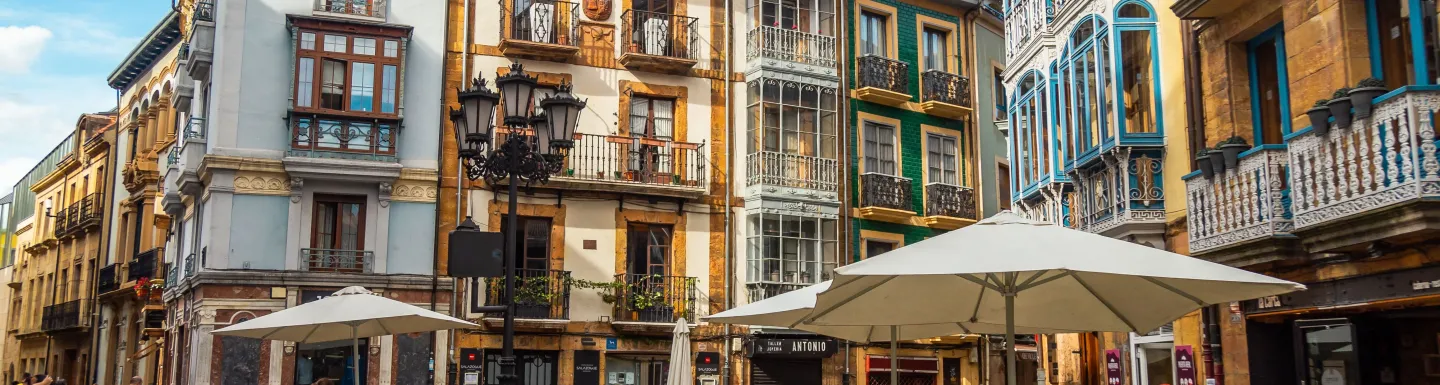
[575,350,602,385]
[1175,345,1197,385]
[1104,349,1123,385]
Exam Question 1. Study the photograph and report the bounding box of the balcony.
[186,0,215,82]
[611,274,698,333]
[96,264,120,295]
[499,0,581,61]
[922,183,977,230]
[301,248,374,274]
[41,300,90,333]
[288,112,398,162]
[745,282,812,303]
[619,10,699,74]
[313,0,387,21]
[857,173,915,222]
[745,26,837,71]
[481,269,572,331]
[1004,0,1045,62]
[173,62,195,111]
[1066,150,1166,243]
[919,70,972,119]
[1184,147,1296,265]
[855,55,911,107]
[538,133,707,198]
[53,194,104,238]
[183,253,197,280]
[128,248,160,282]
[1284,87,1440,252]
[745,151,841,193]
[176,117,207,195]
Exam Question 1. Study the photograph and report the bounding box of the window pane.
[924,28,947,71]
[301,32,316,50]
[340,202,361,250]
[381,65,397,113]
[321,59,346,110]
[297,58,314,108]
[324,35,347,53]
[1120,30,1156,133]
[384,40,399,57]
[350,62,376,111]
[1118,3,1150,18]
[354,37,377,55]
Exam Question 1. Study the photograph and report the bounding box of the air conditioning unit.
[528,2,556,43]
[643,17,670,55]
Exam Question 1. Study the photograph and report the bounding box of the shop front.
[746,337,836,385]
[1238,264,1440,385]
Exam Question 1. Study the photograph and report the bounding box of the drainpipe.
[721,1,736,384]
[91,87,120,385]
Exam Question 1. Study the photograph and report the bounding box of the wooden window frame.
[292,24,406,120]
[309,194,367,251]
[500,216,553,271]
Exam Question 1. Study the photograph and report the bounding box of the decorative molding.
[290,177,304,203]
[233,173,291,196]
[379,182,392,207]
[391,182,439,203]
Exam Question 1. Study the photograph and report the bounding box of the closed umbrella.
[667,318,692,385]
[213,286,478,385]
[805,211,1305,385]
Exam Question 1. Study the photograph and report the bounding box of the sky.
[0,0,173,196]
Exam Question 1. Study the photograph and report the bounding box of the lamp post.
[450,63,586,385]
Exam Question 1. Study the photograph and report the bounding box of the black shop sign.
[1241,264,1440,315]
[746,338,836,358]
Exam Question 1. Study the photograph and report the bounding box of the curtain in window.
[928,134,958,185]
[923,29,946,71]
[864,122,896,175]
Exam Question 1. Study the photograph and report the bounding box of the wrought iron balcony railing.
[96,264,119,295]
[612,274,698,323]
[620,10,698,60]
[502,0,580,47]
[745,26,837,68]
[857,55,910,95]
[1287,88,1440,231]
[860,173,913,212]
[1185,148,1292,254]
[557,133,707,189]
[483,269,572,320]
[745,151,840,192]
[925,183,977,220]
[301,248,374,274]
[289,112,398,162]
[184,116,205,139]
[166,265,180,288]
[41,299,89,332]
[128,248,160,282]
[922,70,972,108]
[314,0,386,19]
[183,253,197,279]
[192,0,214,23]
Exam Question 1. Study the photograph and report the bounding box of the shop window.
[605,355,668,385]
[296,340,368,385]
[862,122,897,175]
[1369,0,1440,88]
[860,11,888,56]
[486,350,558,385]
[1247,24,1290,144]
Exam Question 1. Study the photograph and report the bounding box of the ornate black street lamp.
[450,63,585,385]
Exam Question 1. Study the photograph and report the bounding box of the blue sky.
[0,0,173,195]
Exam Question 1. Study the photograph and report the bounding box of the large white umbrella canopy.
[213,286,478,384]
[805,211,1305,385]
[666,318,692,385]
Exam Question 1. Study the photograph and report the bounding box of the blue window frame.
[1112,0,1163,140]
[1061,16,1111,161]
[1010,71,1046,189]
[1247,24,1291,144]
[1365,0,1438,87]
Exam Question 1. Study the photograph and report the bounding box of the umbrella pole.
[890,326,899,385]
[1005,293,1016,385]
[352,325,361,385]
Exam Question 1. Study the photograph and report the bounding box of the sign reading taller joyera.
[746,338,837,358]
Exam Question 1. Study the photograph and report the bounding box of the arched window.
[1114,0,1161,135]
[1063,16,1111,154]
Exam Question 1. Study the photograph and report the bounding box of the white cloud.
[0,157,37,196]
[0,25,52,74]
[0,75,116,191]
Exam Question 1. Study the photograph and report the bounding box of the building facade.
[1000,0,1191,381]
[1173,0,1440,384]
[148,1,454,385]
[441,0,736,380]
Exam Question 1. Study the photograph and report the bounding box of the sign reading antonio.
[746,338,836,358]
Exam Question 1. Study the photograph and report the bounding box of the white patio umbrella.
[212,286,478,385]
[804,211,1306,385]
[667,318,692,385]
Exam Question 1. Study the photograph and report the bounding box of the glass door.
[1295,319,1359,385]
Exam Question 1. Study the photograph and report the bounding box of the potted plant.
[1207,144,1228,174]
[1349,77,1388,119]
[1219,136,1249,169]
[1308,99,1332,136]
[1328,87,1354,128]
[1196,147,1215,179]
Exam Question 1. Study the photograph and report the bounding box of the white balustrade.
[1004,0,1046,62]
[746,26,838,69]
[746,151,841,192]
[1186,148,1292,254]
[1286,89,1440,230]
